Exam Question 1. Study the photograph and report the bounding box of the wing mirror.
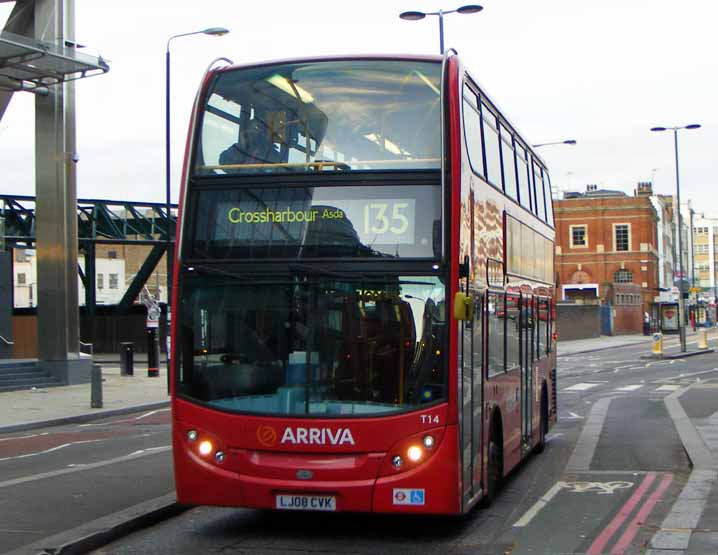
[453,292,473,321]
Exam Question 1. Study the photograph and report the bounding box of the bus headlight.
[379,425,445,477]
[198,440,213,456]
[407,445,423,462]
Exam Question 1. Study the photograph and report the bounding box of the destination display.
[189,185,440,259]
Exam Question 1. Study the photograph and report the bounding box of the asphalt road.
[86,338,717,555]
[0,408,173,554]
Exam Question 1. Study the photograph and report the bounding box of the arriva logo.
[281,427,355,446]
[256,425,278,447]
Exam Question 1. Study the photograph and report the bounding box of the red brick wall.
[555,194,659,322]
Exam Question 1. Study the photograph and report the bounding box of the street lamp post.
[650,123,701,352]
[165,27,229,366]
[399,5,483,54]
[532,140,577,199]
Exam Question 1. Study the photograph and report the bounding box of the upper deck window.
[516,144,531,212]
[481,104,502,188]
[500,125,517,201]
[194,60,442,176]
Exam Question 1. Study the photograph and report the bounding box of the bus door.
[520,294,535,447]
[460,290,483,504]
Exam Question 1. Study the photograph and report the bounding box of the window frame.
[480,102,502,189]
[515,143,532,213]
[499,124,518,201]
[613,223,631,252]
[531,158,547,222]
[613,269,634,283]
[462,85,485,178]
[570,224,588,249]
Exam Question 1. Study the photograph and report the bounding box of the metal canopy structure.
[1,194,177,313]
[0,29,108,92]
[0,194,176,246]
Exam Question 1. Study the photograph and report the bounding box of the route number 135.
[363,202,409,235]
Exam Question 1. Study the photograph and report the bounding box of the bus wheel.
[484,437,502,506]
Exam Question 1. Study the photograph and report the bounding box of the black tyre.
[534,390,548,454]
[484,437,502,506]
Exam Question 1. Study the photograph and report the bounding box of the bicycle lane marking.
[509,474,646,555]
[610,473,673,554]
[586,472,657,554]
[513,479,636,528]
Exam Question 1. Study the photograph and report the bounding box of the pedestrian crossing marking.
[655,385,681,392]
[615,385,643,392]
[561,383,687,394]
[563,383,602,391]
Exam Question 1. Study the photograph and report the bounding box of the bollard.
[120,342,134,376]
[91,365,103,408]
[147,328,160,377]
[652,332,663,356]
[698,328,708,350]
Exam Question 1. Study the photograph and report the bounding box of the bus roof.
[215,54,443,75]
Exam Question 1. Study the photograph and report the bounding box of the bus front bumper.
[173,425,460,514]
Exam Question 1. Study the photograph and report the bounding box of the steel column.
[34,0,83,378]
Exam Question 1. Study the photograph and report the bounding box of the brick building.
[692,215,718,300]
[555,184,660,334]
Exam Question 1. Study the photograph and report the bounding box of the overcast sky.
[1,0,716,214]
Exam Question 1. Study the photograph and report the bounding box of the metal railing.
[0,334,14,346]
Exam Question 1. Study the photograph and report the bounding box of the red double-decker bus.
[171,52,557,514]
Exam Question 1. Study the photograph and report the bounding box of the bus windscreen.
[193,60,442,174]
[177,274,447,417]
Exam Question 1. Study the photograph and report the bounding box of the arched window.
[614,269,633,283]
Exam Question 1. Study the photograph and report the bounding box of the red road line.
[610,472,674,555]
[586,472,656,555]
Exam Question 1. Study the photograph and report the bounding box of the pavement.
[557,328,718,357]
[557,333,654,356]
[0,359,170,434]
[1,336,718,554]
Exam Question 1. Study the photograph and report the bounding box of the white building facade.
[13,249,126,307]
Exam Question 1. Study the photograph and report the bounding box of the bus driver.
[219,118,278,167]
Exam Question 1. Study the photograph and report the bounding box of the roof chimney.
[586,184,598,192]
[635,181,653,197]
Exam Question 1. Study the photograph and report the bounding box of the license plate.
[275,494,336,511]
